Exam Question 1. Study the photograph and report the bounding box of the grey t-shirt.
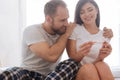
[21,24,61,76]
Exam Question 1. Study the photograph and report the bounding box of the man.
[0,0,79,80]
[0,0,113,80]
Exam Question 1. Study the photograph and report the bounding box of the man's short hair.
[44,0,67,17]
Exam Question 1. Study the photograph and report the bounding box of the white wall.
[0,0,120,68]
[0,0,21,67]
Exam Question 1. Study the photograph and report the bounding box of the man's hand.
[103,27,113,39]
[65,22,76,38]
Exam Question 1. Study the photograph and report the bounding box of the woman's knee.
[76,63,100,80]
[95,62,114,80]
[95,61,111,71]
[80,63,96,72]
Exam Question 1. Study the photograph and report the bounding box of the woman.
[66,0,114,80]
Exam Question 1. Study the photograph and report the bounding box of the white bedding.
[0,67,9,73]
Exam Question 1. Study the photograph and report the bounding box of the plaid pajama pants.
[0,59,79,80]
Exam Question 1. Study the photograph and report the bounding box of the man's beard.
[52,26,66,35]
[51,21,66,35]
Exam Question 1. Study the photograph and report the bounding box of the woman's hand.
[77,41,94,61]
[96,42,112,62]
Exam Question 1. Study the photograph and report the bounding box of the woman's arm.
[66,40,94,62]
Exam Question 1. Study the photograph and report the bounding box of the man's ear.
[46,15,52,23]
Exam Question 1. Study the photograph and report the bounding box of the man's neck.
[42,23,56,35]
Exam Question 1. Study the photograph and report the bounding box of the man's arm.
[29,34,68,62]
[29,23,76,62]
